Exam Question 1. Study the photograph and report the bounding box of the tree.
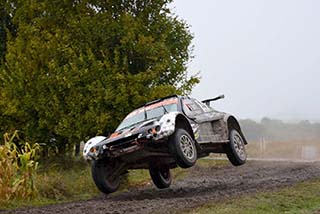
[239,119,264,142]
[0,0,17,63]
[0,0,199,155]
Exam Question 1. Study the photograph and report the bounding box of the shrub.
[0,131,39,202]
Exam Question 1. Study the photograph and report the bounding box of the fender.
[175,113,196,140]
[153,112,195,141]
[223,114,248,144]
[83,136,107,160]
[153,111,179,140]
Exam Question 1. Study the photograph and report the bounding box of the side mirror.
[202,94,225,106]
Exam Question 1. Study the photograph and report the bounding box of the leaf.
[0,0,199,156]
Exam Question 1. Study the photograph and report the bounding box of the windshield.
[116,98,178,131]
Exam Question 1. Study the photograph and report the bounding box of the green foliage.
[0,0,199,153]
[36,161,98,201]
[240,119,265,141]
[1,157,99,209]
[0,131,40,203]
[0,0,16,63]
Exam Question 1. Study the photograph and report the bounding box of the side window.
[182,98,203,117]
[194,99,212,112]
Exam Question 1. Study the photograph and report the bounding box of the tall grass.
[36,157,99,201]
[0,131,40,203]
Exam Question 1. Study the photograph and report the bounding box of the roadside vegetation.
[1,158,97,209]
[0,150,226,210]
[187,179,320,214]
[0,131,39,205]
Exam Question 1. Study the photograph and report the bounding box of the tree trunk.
[75,142,80,156]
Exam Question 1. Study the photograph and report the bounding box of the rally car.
[83,95,247,194]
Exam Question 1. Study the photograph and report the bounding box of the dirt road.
[3,161,320,214]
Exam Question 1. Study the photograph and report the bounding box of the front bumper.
[100,133,170,158]
[84,113,177,160]
[87,130,169,160]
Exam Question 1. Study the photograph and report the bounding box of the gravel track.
[3,161,320,214]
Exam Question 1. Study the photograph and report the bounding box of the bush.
[0,131,39,202]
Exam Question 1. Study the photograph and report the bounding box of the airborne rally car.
[83,95,247,194]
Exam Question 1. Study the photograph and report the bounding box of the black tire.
[91,159,120,194]
[149,165,172,189]
[225,129,247,166]
[169,128,197,168]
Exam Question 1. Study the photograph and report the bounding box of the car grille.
[107,134,140,150]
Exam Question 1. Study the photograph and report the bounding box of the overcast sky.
[171,0,320,122]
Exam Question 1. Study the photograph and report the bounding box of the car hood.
[101,118,160,145]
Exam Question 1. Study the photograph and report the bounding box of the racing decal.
[145,98,178,111]
[152,111,178,140]
[125,98,178,119]
[110,132,121,139]
[191,123,200,140]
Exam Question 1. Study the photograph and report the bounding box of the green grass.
[187,179,320,214]
[0,158,226,210]
[1,157,99,209]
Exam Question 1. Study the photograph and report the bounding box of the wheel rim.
[104,172,119,188]
[102,163,120,189]
[159,168,170,182]
[179,134,195,160]
[233,133,246,161]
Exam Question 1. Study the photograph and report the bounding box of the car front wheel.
[169,128,197,168]
[91,159,120,194]
[149,165,172,189]
[225,129,247,166]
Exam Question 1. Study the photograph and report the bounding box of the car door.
[182,97,226,144]
[181,97,213,144]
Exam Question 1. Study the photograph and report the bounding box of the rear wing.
[202,94,225,106]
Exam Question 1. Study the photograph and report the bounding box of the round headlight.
[155,125,161,132]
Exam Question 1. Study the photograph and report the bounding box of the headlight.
[90,147,96,153]
[155,125,161,132]
[148,126,161,134]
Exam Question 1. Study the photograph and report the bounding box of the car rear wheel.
[225,129,247,166]
[149,165,172,189]
[169,128,197,168]
[91,159,120,194]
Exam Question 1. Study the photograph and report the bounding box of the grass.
[0,157,99,209]
[186,179,320,214]
[0,158,226,210]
